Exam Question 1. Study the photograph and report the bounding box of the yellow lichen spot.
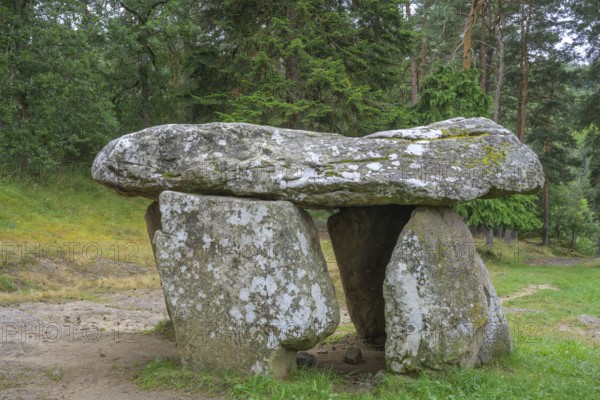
[481,145,506,166]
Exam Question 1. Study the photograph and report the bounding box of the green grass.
[136,331,600,399]
[0,171,158,303]
[0,170,152,250]
[322,323,357,345]
[0,273,18,292]
[136,255,600,399]
[143,319,176,341]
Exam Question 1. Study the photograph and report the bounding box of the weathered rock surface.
[92,117,544,207]
[344,347,363,364]
[475,252,513,364]
[144,201,172,322]
[327,205,414,342]
[383,206,512,373]
[152,191,340,378]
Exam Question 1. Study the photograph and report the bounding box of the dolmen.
[92,117,544,377]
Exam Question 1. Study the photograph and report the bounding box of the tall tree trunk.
[420,38,428,84]
[483,0,495,94]
[14,0,29,124]
[285,5,300,83]
[479,0,488,90]
[469,225,478,236]
[13,0,31,170]
[493,0,505,122]
[140,31,150,128]
[486,226,494,247]
[542,179,550,245]
[516,2,532,143]
[504,228,512,244]
[120,0,170,128]
[285,5,300,127]
[463,0,485,70]
[406,3,419,105]
[496,224,503,238]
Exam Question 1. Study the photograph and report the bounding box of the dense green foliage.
[0,0,598,250]
[455,195,542,233]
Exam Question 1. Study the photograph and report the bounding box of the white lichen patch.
[406,143,425,156]
[271,130,284,145]
[406,178,427,188]
[366,162,382,171]
[368,127,444,140]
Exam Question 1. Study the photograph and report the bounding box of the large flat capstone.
[152,191,340,378]
[92,118,544,207]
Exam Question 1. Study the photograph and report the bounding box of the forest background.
[1,0,599,253]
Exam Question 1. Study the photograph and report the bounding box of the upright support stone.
[383,206,512,373]
[144,201,172,322]
[144,201,161,245]
[327,206,414,343]
[475,253,513,364]
[153,191,340,378]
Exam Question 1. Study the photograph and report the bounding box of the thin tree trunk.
[483,1,495,94]
[140,32,150,128]
[511,230,518,241]
[504,228,512,244]
[486,226,494,247]
[14,0,29,123]
[13,0,30,169]
[463,0,485,70]
[516,2,532,143]
[406,3,419,105]
[420,38,427,83]
[285,5,300,127]
[479,0,488,89]
[469,225,478,236]
[496,224,503,238]
[479,224,487,237]
[285,5,300,83]
[120,0,170,129]
[493,0,505,122]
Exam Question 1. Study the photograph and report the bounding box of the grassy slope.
[0,171,151,247]
[1,174,599,398]
[0,172,157,302]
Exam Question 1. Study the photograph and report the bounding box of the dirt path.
[0,289,203,400]
[525,257,588,266]
[500,284,560,303]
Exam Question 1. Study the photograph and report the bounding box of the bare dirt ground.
[525,257,588,266]
[500,284,561,303]
[0,289,200,400]
[0,289,380,400]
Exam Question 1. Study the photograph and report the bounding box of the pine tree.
[0,0,118,168]
[187,0,414,136]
